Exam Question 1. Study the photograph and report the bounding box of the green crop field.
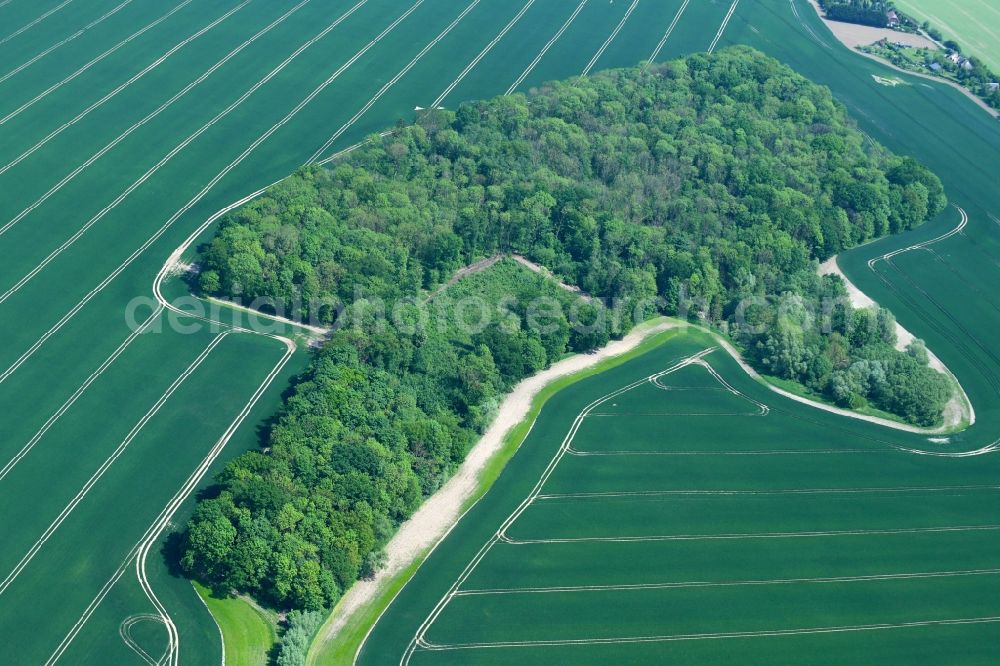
[0,0,766,662]
[891,0,1000,72]
[357,328,1000,665]
[1,0,998,664]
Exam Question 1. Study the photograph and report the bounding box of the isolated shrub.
[276,610,325,666]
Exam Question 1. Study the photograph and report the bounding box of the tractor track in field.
[431,0,535,109]
[506,0,587,95]
[0,0,194,125]
[536,483,1000,500]
[789,0,830,50]
[0,333,231,600]
[0,0,292,180]
[863,207,1000,403]
[306,0,479,164]
[0,0,253,224]
[0,0,75,46]
[646,0,690,65]
[708,0,741,53]
[453,567,1000,597]
[0,0,132,86]
[652,359,770,415]
[567,448,890,456]
[0,308,162,483]
[498,524,1000,545]
[581,0,638,76]
[415,614,1000,652]
[118,613,169,666]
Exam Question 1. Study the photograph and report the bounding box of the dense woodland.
[181,47,952,611]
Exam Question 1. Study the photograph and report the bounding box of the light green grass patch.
[194,582,276,666]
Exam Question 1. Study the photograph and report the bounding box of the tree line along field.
[0,0,764,663]
[0,1,997,666]
[889,0,1000,73]
[348,1,1000,664]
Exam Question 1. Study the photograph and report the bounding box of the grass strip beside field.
[194,582,276,666]
[307,322,685,665]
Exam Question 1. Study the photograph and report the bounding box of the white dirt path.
[202,295,330,337]
[511,254,593,301]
